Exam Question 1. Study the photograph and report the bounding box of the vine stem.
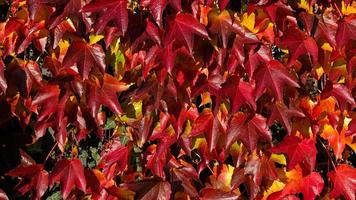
[317,137,336,170]
[43,142,58,166]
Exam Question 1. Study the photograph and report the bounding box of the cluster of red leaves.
[0,0,356,199]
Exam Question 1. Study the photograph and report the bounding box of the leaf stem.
[317,137,336,170]
[330,1,343,19]
[43,142,58,166]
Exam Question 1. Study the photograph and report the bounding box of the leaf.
[320,123,353,160]
[6,59,43,97]
[164,13,209,53]
[32,84,60,122]
[226,112,271,151]
[253,60,299,100]
[52,19,76,48]
[208,10,235,48]
[87,74,130,117]
[141,0,181,26]
[139,181,171,200]
[49,158,86,199]
[191,109,214,137]
[200,188,238,200]
[89,34,104,45]
[267,102,305,134]
[146,125,177,178]
[169,158,199,197]
[7,164,49,200]
[336,14,356,48]
[0,189,9,200]
[46,0,85,30]
[98,143,128,173]
[240,12,257,33]
[328,164,356,200]
[268,171,324,200]
[191,109,223,152]
[62,41,106,80]
[82,0,128,34]
[245,154,278,186]
[0,59,7,93]
[279,27,318,66]
[272,136,317,172]
[106,185,135,200]
[316,14,337,48]
[321,81,355,110]
[299,172,324,200]
[346,118,356,136]
[230,80,256,112]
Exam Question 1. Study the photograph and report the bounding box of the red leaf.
[321,81,355,110]
[328,164,356,200]
[87,74,130,117]
[141,0,181,26]
[209,10,235,48]
[200,188,238,200]
[225,78,256,112]
[7,164,49,200]
[245,44,272,78]
[269,172,324,200]
[279,27,318,66]
[336,14,356,48]
[139,181,171,200]
[191,109,223,152]
[82,0,128,34]
[267,102,305,134]
[99,143,129,174]
[316,14,337,48]
[226,113,271,151]
[6,60,43,97]
[272,136,317,172]
[191,109,214,137]
[50,158,86,199]
[52,19,76,49]
[62,41,106,80]
[300,172,324,200]
[46,0,85,30]
[32,84,60,122]
[164,13,209,53]
[253,60,299,100]
[245,155,278,186]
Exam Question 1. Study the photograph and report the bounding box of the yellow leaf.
[321,42,333,52]
[270,154,287,165]
[89,34,104,44]
[58,39,70,57]
[298,0,313,14]
[315,65,325,79]
[132,101,143,119]
[262,180,286,200]
[241,12,258,33]
[210,164,235,191]
[201,92,212,106]
[286,165,303,182]
[342,1,356,15]
[192,137,207,150]
[281,48,289,54]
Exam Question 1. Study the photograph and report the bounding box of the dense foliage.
[0,0,355,199]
